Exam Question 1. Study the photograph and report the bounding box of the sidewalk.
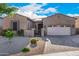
[37,51,79,56]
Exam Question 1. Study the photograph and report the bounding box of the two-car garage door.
[47,27,75,35]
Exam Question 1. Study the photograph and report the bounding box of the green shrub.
[31,39,37,44]
[3,29,14,40]
[21,48,30,53]
[17,29,24,36]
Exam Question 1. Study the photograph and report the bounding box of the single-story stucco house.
[42,13,77,36]
[3,14,35,36]
[0,13,77,36]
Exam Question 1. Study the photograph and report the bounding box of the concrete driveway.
[0,36,29,56]
[43,35,79,48]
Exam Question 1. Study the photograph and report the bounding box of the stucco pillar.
[41,28,45,37]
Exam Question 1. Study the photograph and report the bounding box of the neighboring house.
[0,17,3,34]
[0,17,3,28]
[42,13,76,36]
[3,14,35,36]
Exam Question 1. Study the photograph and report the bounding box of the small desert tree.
[4,29,15,43]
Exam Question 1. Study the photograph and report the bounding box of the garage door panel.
[47,27,71,35]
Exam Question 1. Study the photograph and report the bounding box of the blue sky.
[7,3,79,18]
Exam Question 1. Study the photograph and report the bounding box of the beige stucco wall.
[3,14,35,30]
[75,16,79,28]
[42,14,76,35]
[43,14,76,28]
[26,19,35,30]
[3,18,10,29]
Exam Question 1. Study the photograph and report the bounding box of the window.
[12,22,17,31]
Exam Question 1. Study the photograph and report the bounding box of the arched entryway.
[34,21,43,36]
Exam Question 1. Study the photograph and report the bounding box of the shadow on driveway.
[0,36,30,56]
[42,35,79,48]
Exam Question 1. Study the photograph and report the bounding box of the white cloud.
[17,3,48,20]
[17,11,47,20]
[44,8,57,13]
[35,7,57,14]
[17,3,57,20]
[67,14,79,17]
[20,3,46,12]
